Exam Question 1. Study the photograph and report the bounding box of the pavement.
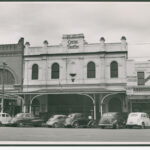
[0,127,150,144]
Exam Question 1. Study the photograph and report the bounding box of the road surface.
[0,127,150,144]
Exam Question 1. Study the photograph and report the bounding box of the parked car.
[64,113,89,128]
[126,112,150,129]
[10,113,44,127]
[99,112,126,129]
[0,113,12,126]
[46,115,67,128]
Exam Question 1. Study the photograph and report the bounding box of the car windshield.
[68,114,81,118]
[103,113,116,118]
[15,113,23,118]
[51,115,64,119]
[129,113,139,117]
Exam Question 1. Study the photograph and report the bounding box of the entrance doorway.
[31,99,40,116]
[108,98,122,112]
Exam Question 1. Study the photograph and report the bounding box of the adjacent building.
[0,38,24,115]
[127,60,150,115]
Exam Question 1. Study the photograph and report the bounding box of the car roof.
[17,113,31,115]
[129,112,147,115]
[103,112,120,115]
[53,115,66,117]
[69,113,82,115]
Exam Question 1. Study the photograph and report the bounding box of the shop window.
[32,64,39,80]
[110,61,118,78]
[137,72,145,85]
[87,62,96,78]
[51,63,59,79]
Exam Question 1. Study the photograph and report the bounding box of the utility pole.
[1,62,7,113]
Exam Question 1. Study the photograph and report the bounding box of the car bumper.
[99,124,113,127]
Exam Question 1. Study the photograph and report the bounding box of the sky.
[0,2,150,60]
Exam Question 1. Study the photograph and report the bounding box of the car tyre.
[73,121,80,128]
[53,123,59,128]
[100,126,105,129]
[127,125,132,129]
[115,123,120,129]
[17,122,24,127]
[141,122,145,129]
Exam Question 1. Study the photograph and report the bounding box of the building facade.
[23,34,128,120]
[127,60,150,115]
[0,38,24,115]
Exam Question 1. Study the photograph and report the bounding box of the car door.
[145,113,150,127]
[24,114,32,125]
[5,113,11,123]
[141,113,148,126]
[1,113,6,124]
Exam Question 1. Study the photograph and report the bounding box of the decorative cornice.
[24,51,128,58]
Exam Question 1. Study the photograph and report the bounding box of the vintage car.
[0,113,12,126]
[10,113,44,127]
[98,112,126,129]
[64,113,89,128]
[126,112,150,129]
[46,115,67,128]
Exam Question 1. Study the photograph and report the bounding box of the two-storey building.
[127,60,150,114]
[0,38,24,115]
[23,34,128,120]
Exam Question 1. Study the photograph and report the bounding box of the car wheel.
[141,122,145,129]
[113,123,119,129]
[127,125,132,129]
[53,123,59,128]
[73,121,80,128]
[17,122,24,127]
[100,126,105,129]
[115,123,120,129]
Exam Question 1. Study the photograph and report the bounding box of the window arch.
[87,61,96,78]
[0,69,15,84]
[51,63,59,79]
[110,61,118,78]
[32,64,39,80]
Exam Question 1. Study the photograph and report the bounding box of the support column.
[29,95,32,113]
[93,99,96,120]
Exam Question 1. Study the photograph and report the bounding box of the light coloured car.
[46,115,67,128]
[126,112,150,129]
[0,113,12,126]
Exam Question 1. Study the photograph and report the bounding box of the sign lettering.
[67,40,79,49]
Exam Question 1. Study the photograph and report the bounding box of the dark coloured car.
[64,113,89,128]
[46,115,67,128]
[10,113,44,127]
[99,112,126,129]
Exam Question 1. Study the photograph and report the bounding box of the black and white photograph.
[0,1,150,145]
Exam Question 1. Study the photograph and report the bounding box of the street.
[0,127,150,143]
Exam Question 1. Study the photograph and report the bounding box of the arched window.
[51,63,59,79]
[110,61,118,78]
[0,69,15,84]
[32,64,39,80]
[87,62,96,78]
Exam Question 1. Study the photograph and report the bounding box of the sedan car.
[46,115,67,128]
[10,113,44,127]
[99,112,126,129]
[0,113,12,126]
[64,113,89,128]
[126,112,150,129]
